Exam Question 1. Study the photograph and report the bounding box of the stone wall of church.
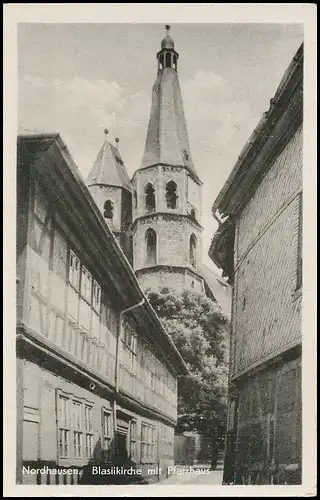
[88,184,123,233]
[132,214,202,272]
[136,267,204,294]
[132,165,188,221]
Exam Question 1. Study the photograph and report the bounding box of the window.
[69,250,80,291]
[102,410,112,459]
[296,192,303,289]
[130,420,137,461]
[165,52,171,68]
[123,323,137,372]
[57,392,95,461]
[166,181,178,209]
[173,54,177,70]
[81,266,92,303]
[92,280,101,313]
[189,234,197,267]
[71,400,83,459]
[133,190,138,209]
[68,252,103,343]
[91,310,100,341]
[58,395,70,458]
[149,370,155,390]
[145,183,155,212]
[141,423,155,463]
[84,405,93,459]
[53,230,68,280]
[146,228,157,265]
[159,375,164,396]
[103,200,114,220]
[190,209,196,221]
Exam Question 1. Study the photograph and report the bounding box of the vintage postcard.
[3,3,317,497]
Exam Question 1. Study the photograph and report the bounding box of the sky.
[18,23,303,270]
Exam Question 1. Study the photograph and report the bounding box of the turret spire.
[141,26,201,182]
[86,129,131,192]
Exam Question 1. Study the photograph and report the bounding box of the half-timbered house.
[16,133,189,485]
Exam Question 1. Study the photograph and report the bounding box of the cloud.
[183,70,228,96]
[180,68,263,188]
[181,70,259,149]
[179,70,263,268]
[19,75,129,176]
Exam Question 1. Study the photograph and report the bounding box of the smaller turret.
[87,129,133,263]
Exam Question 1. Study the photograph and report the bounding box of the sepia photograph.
[4,3,317,497]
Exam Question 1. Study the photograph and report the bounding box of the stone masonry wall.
[231,126,302,378]
[88,185,123,233]
[136,268,204,294]
[132,165,188,221]
[132,214,202,271]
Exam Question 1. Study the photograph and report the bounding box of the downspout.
[113,298,145,434]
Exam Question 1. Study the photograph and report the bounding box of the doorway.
[115,432,128,464]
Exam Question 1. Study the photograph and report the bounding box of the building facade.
[209,44,303,484]
[16,133,189,485]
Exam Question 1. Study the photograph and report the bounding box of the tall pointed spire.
[131,25,208,297]
[141,25,201,183]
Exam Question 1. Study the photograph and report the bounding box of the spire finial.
[161,25,175,51]
[115,137,120,147]
[104,128,109,135]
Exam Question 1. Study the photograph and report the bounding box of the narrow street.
[159,464,223,485]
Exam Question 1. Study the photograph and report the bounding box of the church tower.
[132,26,205,293]
[86,129,133,264]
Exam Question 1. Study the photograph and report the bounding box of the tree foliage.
[145,286,230,445]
